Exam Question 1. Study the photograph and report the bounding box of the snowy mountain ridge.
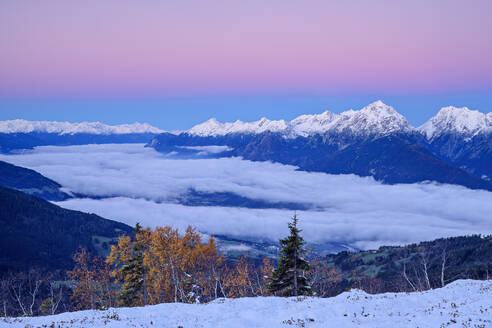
[0,119,164,135]
[188,117,292,137]
[2,102,489,138]
[187,100,414,137]
[186,100,490,138]
[4,279,491,328]
[419,106,492,139]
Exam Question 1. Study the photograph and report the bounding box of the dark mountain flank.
[0,186,133,274]
[149,131,492,191]
[0,160,70,201]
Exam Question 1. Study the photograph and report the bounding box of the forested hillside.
[0,160,70,201]
[0,186,133,273]
[319,235,491,296]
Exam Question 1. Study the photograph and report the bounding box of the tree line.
[1,216,490,317]
[0,214,318,316]
[69,216,313,310]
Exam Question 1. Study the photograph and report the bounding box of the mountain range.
[1,101,490,190]
[149,101,492,190]
[0,120,164,153]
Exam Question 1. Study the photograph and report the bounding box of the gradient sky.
[1,0,491,129]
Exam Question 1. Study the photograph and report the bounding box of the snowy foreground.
[2,280,491,328]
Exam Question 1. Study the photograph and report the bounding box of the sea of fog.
[1,143,491,250]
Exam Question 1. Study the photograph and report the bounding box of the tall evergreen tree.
[268,214,311,296]
[117,223,147,306]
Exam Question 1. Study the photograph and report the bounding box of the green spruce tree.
[268,214,311,296]
[118,223,147,306]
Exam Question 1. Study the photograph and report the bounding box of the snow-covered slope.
[0,119,164,135]
[419,106,492,139]
[187,101,414,138]
[4,280,490,328]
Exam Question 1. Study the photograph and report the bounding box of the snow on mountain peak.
[290,110,337,135]
[290,101,412,136]
[187,117,290,136]
[330,101,412,135]
[0,119,164,135]
[186,101,488,139]
[187,101,413,137]
[419,106,492,139]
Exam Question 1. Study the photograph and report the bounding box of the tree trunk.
[294,245,298,296]
[440,249,447,288]
[143,271,147,306]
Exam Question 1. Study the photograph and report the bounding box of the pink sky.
[1,0,492,98]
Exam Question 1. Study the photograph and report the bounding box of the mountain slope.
[0,160,71,201]
[0,186,133,273]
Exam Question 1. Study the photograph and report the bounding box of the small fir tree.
[268,214,311,296]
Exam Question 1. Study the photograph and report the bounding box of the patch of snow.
[3,280,490,328]
[0,119,164,135]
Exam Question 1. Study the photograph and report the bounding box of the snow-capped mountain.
[0,119,164,135]
[187,101,414,138]
[292,100,414,136]
[418,107,492,180]
[419,106,492,139]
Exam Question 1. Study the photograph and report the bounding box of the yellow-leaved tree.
[107,225,225,305]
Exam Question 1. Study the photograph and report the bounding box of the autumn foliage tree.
[70,224,284,307]
[67,248,116,310]
[107,225,225,305]
[223,256,274,298]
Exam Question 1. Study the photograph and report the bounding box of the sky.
[1,143,491,250]
[1,1,491,129]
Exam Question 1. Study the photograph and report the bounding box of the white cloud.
[176,145,233,156]
[1,143,491,250]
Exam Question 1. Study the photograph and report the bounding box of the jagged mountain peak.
[360,100,399,115]
[419,106,491,139]
[335,101,412,135]
[0,119,164,135]
[290,101,412,136]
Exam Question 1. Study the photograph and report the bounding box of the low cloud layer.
[2,144,491,250]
